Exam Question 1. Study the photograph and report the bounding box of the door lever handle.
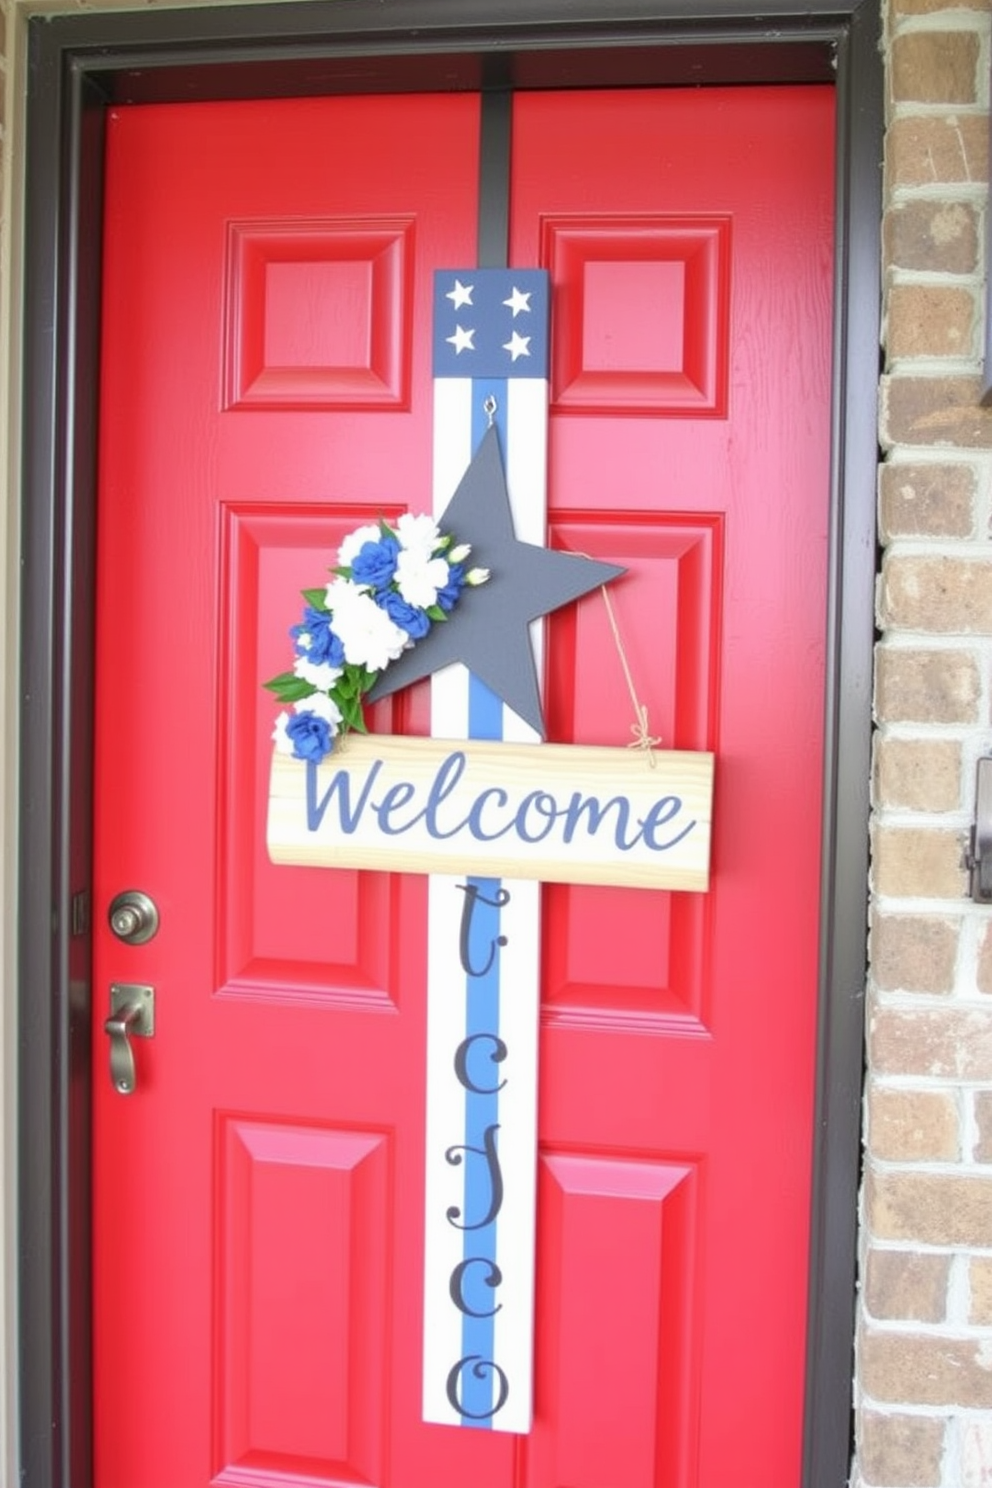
[105,983,155,1094]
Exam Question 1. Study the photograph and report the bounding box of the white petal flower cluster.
[395,548,452,609]
[324,576,407,672]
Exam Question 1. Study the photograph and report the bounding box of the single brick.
[883,200,979,274]
[871,825,968,898]
[874,736,961,811]
[867,1085,959,1161]
[866,1167,992,1247]
[869,1005,992,1077]
[858,1410,945,1487]
[969,1255,992,1325]
[962,1419,992,1488]
[886,115,988,188]
[882,375,992,449]
[891,31,981,104]
[874,647,980,725]
[881,554,992,633]
[979,921,992,994]
[887,282,977,360]
[864,1247,950,1322]
[974,1089,992,1161]
[861,1326,992,1408]
[879,462,975,540]
[870,913,959,993]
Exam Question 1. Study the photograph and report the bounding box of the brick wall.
[0,2,991,1484]
[864,1,992,1484]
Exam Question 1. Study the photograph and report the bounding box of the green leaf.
[425,605,446,622]
[301,588,328,610]
[263,675,316,703]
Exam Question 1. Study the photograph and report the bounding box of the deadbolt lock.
[108,890,160,945]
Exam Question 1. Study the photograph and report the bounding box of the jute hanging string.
[580,559,662,766]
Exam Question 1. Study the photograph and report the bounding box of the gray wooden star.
[368,424,625,737]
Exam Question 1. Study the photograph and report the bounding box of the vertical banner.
[422,269,550,1432]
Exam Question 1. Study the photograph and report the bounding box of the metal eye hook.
[483,394,497,426]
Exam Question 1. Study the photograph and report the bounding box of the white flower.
[325,576,370,611]
[465,566,490,586]
[272,711,295,755]
[396,511,441,558]
[395,549,451,608]
[295,690,343,729]
[331,590,407,671]
[294,655,343,690]
[448,542,472,564]
[337,523,383,568]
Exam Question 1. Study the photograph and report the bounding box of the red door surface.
[93,87,834,1487]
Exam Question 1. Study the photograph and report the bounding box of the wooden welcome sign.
[267,735,714,891]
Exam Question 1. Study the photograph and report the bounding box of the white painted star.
[503,286,532,317]
[446,279,474,309]
[503,331,531,362]
[447,324,476,354]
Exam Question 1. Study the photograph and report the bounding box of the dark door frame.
[18,3,881,1484]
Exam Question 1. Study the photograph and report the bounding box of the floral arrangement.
[266,514,489,764]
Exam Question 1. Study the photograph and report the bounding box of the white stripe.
[422,875,475,1425]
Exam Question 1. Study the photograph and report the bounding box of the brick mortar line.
[860,1318,992,1342]
[875,632,992,650]
[870,901,985,920]
[858,1393,989,1420]
[871,1075,992,1090]
[866,1155,992,1175]
[888,14,991,35]
[872,805,972,826]
[874,988,992,1011]
[882,447,992,461]
[863,1238,992,1257]
[886,182,988,202]
[868,988,992,1007]
[886,359,986,376]
[862,1321,992,1345]
[875,721,982,738]
[878,542,992,564]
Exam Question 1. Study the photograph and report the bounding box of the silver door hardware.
[966,757,992,903]
[105,983,155,1094]
[108,889,160,945]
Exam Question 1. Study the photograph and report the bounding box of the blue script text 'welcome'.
[306,749,696,854]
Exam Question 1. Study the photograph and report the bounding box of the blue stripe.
[459,380,507,1424]
[459,875,502,1425]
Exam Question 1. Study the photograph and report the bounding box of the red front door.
[94,85,834,1486]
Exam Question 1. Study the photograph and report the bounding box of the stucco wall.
[0,2,990,1484]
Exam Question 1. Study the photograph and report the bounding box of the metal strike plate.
[966,757,992,903]
[105,983,155,1094]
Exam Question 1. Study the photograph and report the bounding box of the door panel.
[94,85,833,1487]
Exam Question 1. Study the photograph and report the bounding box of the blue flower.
[285,710,334,763]
[291,607,345,668]
[436,563,466,612]
[375,587,431,639]
[350,535,400,591]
